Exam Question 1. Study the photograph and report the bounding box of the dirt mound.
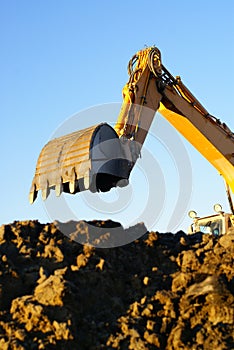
[0,220,233,349]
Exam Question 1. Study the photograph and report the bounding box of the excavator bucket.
[29,123,133,203]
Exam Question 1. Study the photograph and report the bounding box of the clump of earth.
[0,220,233,349]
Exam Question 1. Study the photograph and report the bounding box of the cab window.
[198,219,222,236]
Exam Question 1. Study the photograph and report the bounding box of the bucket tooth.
[41,182,50,201]
[69,168,76,193]
[83,172,90,190]
[69,181,76,193]
[55,180,63,197]
[29,184,38,204]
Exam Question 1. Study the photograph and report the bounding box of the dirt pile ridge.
[0,220,233,349]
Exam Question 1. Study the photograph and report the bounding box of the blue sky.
[0,0,233,232]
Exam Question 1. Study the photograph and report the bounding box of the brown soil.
[0,220,233,349]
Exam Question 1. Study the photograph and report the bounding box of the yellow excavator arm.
[114,47,234,194]
[30,47,234,204]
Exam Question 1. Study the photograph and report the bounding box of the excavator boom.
[114,47,234,192]
[30,47,234,203]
